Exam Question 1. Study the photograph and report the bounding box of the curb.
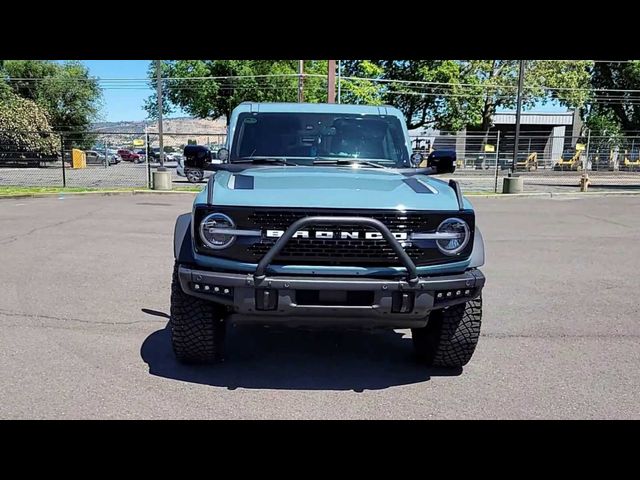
[466,191,640,199]
[0,189,201,200]
[466,192,550,198]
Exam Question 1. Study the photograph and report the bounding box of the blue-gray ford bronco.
[172,102,486,368]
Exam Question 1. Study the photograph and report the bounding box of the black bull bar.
[252,216,420,284]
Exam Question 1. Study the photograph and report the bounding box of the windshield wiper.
[234,157,299,166]
[312,157,387,169]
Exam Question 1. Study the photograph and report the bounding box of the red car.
[117,149,142,163]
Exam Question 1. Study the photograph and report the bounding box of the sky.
[82,60,151,122]
[79,60,567,122]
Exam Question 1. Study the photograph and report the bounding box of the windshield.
[230,112,409,167]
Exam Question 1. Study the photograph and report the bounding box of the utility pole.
[337,60,342,104]
[512,59,525,173]
[156,59,165,171]
[327,60,336,103]
[297,60,304,103]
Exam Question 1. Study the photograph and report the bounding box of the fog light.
[194,284,200,290]
[446,291,452,297]
[456,290,462,296]
[204,285,210,291]
[214,287,220,293]
[437,292,443,298]
[464,289,470,295]
[223,288,230,294]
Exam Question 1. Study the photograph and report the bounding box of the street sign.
[576,143,585,151]
[484,144,495,152]
[133,139,144,147]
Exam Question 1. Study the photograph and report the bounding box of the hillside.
[91,117,227,148]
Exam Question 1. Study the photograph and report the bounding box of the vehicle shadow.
[140,312,461,391]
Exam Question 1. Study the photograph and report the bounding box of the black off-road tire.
[412,297,482,368]
[170,263,226,364]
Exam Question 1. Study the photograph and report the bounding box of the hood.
[196,166,465,211]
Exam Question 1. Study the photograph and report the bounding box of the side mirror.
[427,150,456,174]
[216,148,229,162]
[410,152,423,167]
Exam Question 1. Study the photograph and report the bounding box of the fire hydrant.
[579,173,591,192]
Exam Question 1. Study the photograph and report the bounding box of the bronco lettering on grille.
[265,230,408,240]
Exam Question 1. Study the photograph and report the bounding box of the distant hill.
[91,117,227,148]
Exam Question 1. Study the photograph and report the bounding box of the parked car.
[170,102,486,368]
[146,147,181,163]
[117,149,143,163]
[166,151,183,162]
[178,145,222,182]
[84,150,119,165]
[176,153,218,183]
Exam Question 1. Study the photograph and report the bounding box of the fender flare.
[469,226,485,268]
[174,213,195,264]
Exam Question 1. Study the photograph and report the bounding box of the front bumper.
[178,265,485,327]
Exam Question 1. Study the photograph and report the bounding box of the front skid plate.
[177,265,484,325]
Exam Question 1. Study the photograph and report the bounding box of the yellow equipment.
[621,150,640,171]
[71,149,86,169]
[589,148,615,171]
[553,149,582,171]
[516,152,538,171]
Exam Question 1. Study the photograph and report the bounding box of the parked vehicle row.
[84,150,120,166]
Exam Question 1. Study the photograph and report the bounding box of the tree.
[145,60,376,123]
[0,92,60,162]
[585,61,640,134]
[339,60,385,105]
[146,60,302,124]
[2,60,102,147]
[344,60,592,132]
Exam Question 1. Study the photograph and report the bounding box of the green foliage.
[342,60,592,132]
[145,60,594,133]
[2,60,59,101]
[146,60,299,123]
[339,60,384,105]
[586,61,640,133]
[145,60,375,123]
[0,93,60,156]
[2,60,101,147]
[584,110,623,137]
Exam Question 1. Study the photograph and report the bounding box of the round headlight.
[436,218,470,255]
[199,213,236,250]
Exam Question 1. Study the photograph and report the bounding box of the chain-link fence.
[411,131,640,193]
[0,131,227,189]
[2,128,640,193]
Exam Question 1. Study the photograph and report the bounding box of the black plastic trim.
[233,174,254,190]
[206,174,215,204]
[403,177,434,194]
[174,213,196,264]
[177,264,485,323]
[449,179,464,210]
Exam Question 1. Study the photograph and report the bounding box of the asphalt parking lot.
[0,193,639,419]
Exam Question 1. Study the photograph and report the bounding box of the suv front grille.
[248,239,427,265]
[195,207,474,267]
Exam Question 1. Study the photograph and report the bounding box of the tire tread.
[170,263,225,363]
